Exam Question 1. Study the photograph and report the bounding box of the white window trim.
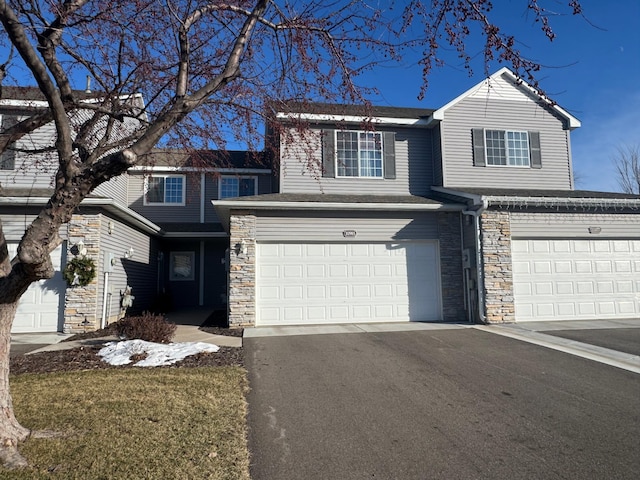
[143,174,186,206]
[484,129,531,168]
[334,130,385,179]
[218,175,258,199]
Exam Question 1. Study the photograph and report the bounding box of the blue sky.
[360,0,640,193]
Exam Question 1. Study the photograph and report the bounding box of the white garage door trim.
[256,241,442,326]
[9,242,66,333]
[512,239,640,322]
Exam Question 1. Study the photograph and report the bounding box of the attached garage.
[512,238,640,321]
[256,241,442,326]
[9,243,66,333]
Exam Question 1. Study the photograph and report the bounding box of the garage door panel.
[10,243,65,333]
[513,239,640,322]
[257,241,441,326]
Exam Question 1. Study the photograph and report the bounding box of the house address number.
[342,230,357,238]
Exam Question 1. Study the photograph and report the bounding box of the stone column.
[64,214,101,333]
[437,212,466,322]
[480,210,514,323]
[228,212,256,327]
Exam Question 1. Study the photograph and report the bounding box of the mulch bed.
[11,316,245,376]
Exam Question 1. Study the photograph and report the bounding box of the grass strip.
[5,367,249,479]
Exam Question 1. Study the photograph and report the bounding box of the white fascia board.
[129,166,270,174]
[212,199,464,212]
[427,67,581,130]
[276,112,431,127]
[0,196,162,234]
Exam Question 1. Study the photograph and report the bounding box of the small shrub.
[114,312,177,344]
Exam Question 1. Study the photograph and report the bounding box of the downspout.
[462,199,488,324]
[101,271,109,329]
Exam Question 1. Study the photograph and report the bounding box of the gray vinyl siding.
[441,98,572,189]
[98,215,158,322]
[510,212,640,239]
[256,211,439,242]
[94,174,128,206]
[280,126,433,195]
[0,210,67,242]
[0,120,58,188]
[127,173,200,223]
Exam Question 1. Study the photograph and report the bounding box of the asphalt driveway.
[245,327,640,480]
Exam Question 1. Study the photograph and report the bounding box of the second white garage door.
[9,243,66,333]
[512,239,640,321]
[256,242,442,326]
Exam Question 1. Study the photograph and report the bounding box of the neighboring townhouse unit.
[214,68,640,327]
[1,86,272,333]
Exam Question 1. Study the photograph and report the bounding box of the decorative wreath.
[63,256,97,287]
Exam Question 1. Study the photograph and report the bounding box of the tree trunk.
[0,301,30,469]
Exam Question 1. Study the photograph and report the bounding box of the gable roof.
[427,67,581,130]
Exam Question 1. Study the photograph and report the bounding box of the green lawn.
[5,367,250,479]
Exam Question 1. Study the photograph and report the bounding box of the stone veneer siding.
[228,212,257,327]
[63,214,101,333]
[480,210,514,323]
[437,212,465,321]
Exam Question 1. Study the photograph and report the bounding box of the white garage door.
[9,243,66,333]
[512,239,640,321]
[256,241,442,326]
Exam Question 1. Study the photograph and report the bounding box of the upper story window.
[0,114,18,170]
[473,129,541,169]
[485,130,530,166]
[336,131,383,178]
[219,176,257,199]
[144,175,185,205]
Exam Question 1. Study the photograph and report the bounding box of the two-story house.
[1,86,272,333]
[214,68,640,327]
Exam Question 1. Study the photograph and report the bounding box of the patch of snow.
[98,339,220,367]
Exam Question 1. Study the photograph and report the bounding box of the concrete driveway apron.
[244,324,639,480]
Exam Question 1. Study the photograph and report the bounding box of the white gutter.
[276,112,431,127]
[0,196,162,235]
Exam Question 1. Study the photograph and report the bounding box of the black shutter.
[321,129,335,178]
[383,131,396,179]
[529,131,541,169]
[0,115,17,170]
[472,129,486,167]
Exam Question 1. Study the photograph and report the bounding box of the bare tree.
[614,145,640,194]
[0,0,582,467]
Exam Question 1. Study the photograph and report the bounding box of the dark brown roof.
[222,193,443,204]
[156,222,225,234]
[138,149,270,169]
[1,85,108,102]
[273,101,434,119]
[437,187,640,200]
